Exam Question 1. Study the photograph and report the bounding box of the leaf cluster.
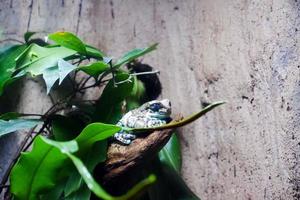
[0,31,223,200]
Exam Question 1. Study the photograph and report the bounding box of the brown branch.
[102,117,182,184]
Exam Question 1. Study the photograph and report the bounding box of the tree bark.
[103,128,173,183]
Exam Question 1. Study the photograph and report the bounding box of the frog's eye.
[149,103,161,111]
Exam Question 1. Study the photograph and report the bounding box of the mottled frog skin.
[114,99,171,145]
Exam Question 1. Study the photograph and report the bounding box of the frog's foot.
[114,131,136,145]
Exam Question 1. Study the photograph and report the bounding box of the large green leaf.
[158,134,181,173]
[64,142,107,198]
[75,123,120,149]
[63,125,111,198]
[85,44,104,59]
[42,59,76,94]
[51,115,92,198]
[40,180,65,200]
[42,66,59,94]
[0,44,27,95]
[52,117,112,199]
[92,73,134,123]
[0,118,42,137]
[10,123,120,200]
[11,130,156,200]
[48,31,87,54]
[57,59,76,84]
[15,44,76,76]
[10,136,78,200]
[113,43,158,68]
[64,184,91,200]
[78,61,108,76]
[127,101,225,132]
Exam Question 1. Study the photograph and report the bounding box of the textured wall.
[1,0,300,199]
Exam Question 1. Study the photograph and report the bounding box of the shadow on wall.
[0,79,24,180]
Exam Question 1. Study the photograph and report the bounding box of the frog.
[114,99,172,145]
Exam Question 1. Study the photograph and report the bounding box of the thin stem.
[109,61,117,87]
[115,75,133,85]
[131,70,160,76]
[19,113,43,117]
[0,185,9,189]
[78,75,93,89]
[78,79,110,91]
[0,38,24,44]
[23,121,49,151]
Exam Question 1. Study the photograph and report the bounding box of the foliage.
[0,31,223,200]
[0,44,27,95]
[0,118,42,137]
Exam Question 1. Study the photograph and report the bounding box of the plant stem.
[109,60,117,87]
[78,79,109,91]
[23,121,49,152]
[131,70,160,76]
[0,38,24,44]
[19,113,43,117]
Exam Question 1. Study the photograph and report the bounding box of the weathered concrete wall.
[1,0,300,199]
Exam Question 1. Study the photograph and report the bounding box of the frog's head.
[143,99,171,119]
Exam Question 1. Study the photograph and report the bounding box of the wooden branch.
[102,125,177,183]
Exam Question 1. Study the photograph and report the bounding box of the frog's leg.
[147,118,167,127]
[114,130,136,145]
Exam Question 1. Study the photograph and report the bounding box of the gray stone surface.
[1,0,300,199]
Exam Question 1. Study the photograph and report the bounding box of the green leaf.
[42,66,59,94]
[57,59,76,84]
[15,44,76,76]
[66,153,114,200]
[75,123,120,149]
[130,77,146,101]
[42,59,76,94]
[64,142,107,198]
[0,119,42,137]
[92,73,134,123]
[10,136,78,200]
[85,45,104,59]
[40,180,65,200]
[78,61,108,76]
[64,184,91,200]
[128,101,225,132]
[24,32,36,43]
[0,44,27,95]
[11,131,155,200]
[126,77,146,111]
[10,123,119,200]
[114,43,158,68]
[158,134,181,172]
[48,32,87,54]
[0,112,21,120]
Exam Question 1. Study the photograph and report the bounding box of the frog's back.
[117,109,166,128]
